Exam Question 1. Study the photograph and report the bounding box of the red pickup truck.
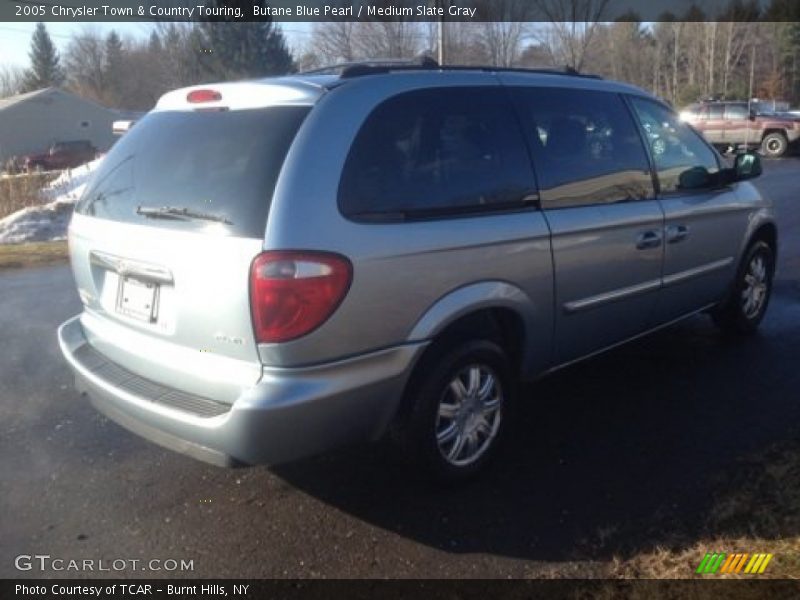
[23,140,97,172]
[681,101,800,157]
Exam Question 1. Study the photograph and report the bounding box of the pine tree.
[148,31,162,54]
[195,0,294,81]
[21,23,65,92]
[103,30,125,105]
[764,0,800,102]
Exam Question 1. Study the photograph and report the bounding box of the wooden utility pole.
[746,44,756,148]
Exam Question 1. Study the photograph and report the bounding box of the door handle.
[636,230,663,250]
[666,224,690,244]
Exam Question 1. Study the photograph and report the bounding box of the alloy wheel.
[741,253,769,319]
[435,364,503,467]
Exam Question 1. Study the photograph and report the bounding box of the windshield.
[76,106,310,238]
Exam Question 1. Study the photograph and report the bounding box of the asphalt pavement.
[1,160,799,578]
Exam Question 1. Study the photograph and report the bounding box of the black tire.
[761,132,788,158]
[395,339,515,483]
[712,240,774,335]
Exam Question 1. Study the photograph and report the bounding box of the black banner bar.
[4,579,800,600]
[1,0,798,23]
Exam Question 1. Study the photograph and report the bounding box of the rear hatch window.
[75,106,310,238]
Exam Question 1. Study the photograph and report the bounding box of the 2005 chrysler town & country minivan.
[58,62,777,480]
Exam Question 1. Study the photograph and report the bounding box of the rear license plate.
[116,276,159,323]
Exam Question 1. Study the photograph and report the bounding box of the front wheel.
[396,339,514,483]
[712,241,774,335]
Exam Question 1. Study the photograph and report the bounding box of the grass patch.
[0,172,57,219]
[0,240,69,270]
[607,439,800,580]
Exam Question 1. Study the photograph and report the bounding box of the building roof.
[0,87,117,113]
[0,87,54,111]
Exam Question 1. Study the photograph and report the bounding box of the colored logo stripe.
[720,553,747,574]
[700,552,774,575]
[696,553,711,574]
[719,554,736,573]
[696,553,726,574]
[757,554,774,573]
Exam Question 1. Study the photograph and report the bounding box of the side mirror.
[734,151,762,180]
[678,166,712,189]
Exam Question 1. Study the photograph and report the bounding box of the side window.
[338,87,535,220]
[512,87,653,209]
[725,104,749,120]
[629,97,720,194]
[708,104,725,119]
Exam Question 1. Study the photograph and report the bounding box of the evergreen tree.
[148,30,162,54]
[103,30,125,104]
[21,23,65,92]
[105,31,124,73]
[764,0,800,20]
[764,0,800,102]
[720,0,760,21]
[195,0,294,81]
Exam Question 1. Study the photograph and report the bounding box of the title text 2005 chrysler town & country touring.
[58,64,776,481]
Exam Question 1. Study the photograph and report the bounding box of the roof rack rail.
[301,60,601,80]
[342,56,439,78]
[300,56,438,77]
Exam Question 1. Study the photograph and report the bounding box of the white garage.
[0,87,118,164]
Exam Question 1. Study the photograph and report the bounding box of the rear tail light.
[250,251,352,343]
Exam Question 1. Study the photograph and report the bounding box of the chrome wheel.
[436,364,503,467]
[741,253,768,319]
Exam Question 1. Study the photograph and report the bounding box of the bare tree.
[531,0,610,71]
[311,22,358,63]
[442,22,490,65]
[590,21,654,89]
[354,22,425,59]
[153,22,205,89]
[478,22,528,67]
[0,65,24,98]
[721,22,755,98]
[63,27,107,104]
[311,21,425,64]
[474,0,531,67]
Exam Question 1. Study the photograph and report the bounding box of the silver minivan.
[58,63,776,481]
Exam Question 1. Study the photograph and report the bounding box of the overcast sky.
[0,21,312,70]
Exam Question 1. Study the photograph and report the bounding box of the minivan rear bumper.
[58,315,425,467]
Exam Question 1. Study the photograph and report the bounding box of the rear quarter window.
[338,87,536,221]
[75,106,310,238]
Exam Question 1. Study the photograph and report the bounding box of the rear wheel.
[396,339,514,482]
[712,241,774,335]
[761,132,788,158]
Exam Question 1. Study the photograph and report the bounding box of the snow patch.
[0,157,102,244]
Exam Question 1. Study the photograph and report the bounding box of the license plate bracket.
[116,276,159,323]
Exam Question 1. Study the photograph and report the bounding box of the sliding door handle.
[636,230,663,250]
[666,224,690,244]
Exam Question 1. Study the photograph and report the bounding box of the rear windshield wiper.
[136,206,233,225]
